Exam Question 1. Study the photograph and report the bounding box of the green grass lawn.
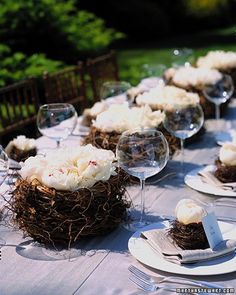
[117,25,236,85]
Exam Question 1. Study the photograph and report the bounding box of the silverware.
[129,274,176,293]
[129,265,225,289]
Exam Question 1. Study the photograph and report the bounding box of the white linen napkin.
[141,229,236,265]
[198,168,236,191]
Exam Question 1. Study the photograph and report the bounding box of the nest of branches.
[168,220,209,250]
[214,159,236,183]
[8,146,37,162]
[83,125,180,156]
[8,171,130,247]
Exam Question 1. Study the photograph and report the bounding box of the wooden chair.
[86,50,119,102]
[0,78,39,143]
[43,62,88,114]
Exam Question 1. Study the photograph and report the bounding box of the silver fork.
[129,265,224,289]
[129,274,176,293]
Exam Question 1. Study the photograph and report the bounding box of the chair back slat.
[43,62,87,114]
[86,50,119,102]
[0,78,39,138]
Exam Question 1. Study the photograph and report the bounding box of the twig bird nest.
[214,159,236,183]
[84,126,180,156]
[8,146,37,162]
[8,171,130,247]
[168,220,209,250]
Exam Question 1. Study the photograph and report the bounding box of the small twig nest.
[8,170,130,247]
[8,146,37,162]
[84,125,180,156]
[168,220,209,250]
[214,159,236,183]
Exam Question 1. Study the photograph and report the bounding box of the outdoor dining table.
[1,101,236,295]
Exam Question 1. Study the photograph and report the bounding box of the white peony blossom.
[219,142,236,166]
[165,66,222,89]
[175,199,206,225]
[136,85,200,108]
[197,50,236,70]
[20,145,116,191]
[93,104,164,133]
[5,135,36,153]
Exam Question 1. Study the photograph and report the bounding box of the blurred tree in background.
[78,0,235,42]
[0,0,235,87]
[0,0,123,86]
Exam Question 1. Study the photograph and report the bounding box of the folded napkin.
[141,229,236,265]
[198,169,236,191]
[9,158,21,170]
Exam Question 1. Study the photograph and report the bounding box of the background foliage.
[0,0,236,87]
[0,0,123,86]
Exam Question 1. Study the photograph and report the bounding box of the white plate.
[184,165,236,197]
[128,221,236,276]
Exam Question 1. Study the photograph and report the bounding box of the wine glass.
[203,74,234,127]
[37,103,78,148]
[172,48,194,68]
[100,81,131,104]
[140,64,166,88]
[0,146,9,246]
[163,103,204,176]
[116,128,169,231]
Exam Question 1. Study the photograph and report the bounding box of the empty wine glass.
[37,103,78,148]
[163,103,204,176]
[0,146,9,246]
[100,81,131,104]
[140,64,166,88]
[203,74,234,127]
[172,48,194,68]
[116,128,169,231]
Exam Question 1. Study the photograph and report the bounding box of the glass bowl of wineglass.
[37,103,78,148]
[140,64,166,89]
[100,81,131,104]
[172,48,194,68]
[163,103,204,176]
[203,74,234,129]
[116,128,169,231]
[0,146,9,247]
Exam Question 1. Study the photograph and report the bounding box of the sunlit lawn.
[117,26,236,85]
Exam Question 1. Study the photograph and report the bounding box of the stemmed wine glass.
[37,103,78,148]
[0,146,9,246]
[203,74,234,128]
[100,81,131,104]
[140,64,166,88]
[163,103,204,176]
[172,48,194,68]
[116,128,169,231]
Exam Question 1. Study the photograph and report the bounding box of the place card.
[202,212,223,249]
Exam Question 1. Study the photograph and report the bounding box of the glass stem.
[215,104,220,131]
[180,138,185,174]
[215,104,220,121]
[139,178,145,223]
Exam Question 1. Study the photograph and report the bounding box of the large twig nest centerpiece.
[164,66,228,118]
[5,135,37,162]
[83,104,180,155]
[9,145,130,247]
